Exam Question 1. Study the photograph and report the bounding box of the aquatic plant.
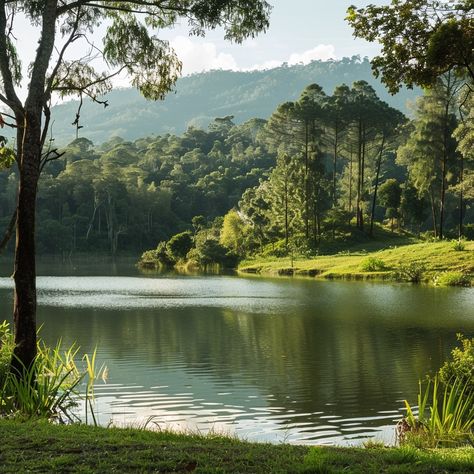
[0,322,106,422]
[401,375,474,448]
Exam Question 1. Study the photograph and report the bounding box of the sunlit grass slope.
[0,420,473,473]
[239,240,474,282]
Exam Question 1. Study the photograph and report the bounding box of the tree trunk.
[12,112,41,373]
[0,209,17,255]
[429,186,438,238]
[459,152,464,239]
[369,135,385,237]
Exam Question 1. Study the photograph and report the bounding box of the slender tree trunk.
[369,135,385,237]
[356,121,362,229]
[459,152,464,239]
[429,186,438,238]
[12,111,41,373]
[284,175,289,249]
[304,121,309,239]
[348,146,353,214]
[332,122,338,207]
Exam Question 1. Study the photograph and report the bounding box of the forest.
[1,75,472,265]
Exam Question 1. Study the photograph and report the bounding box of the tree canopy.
[347,0,474,93]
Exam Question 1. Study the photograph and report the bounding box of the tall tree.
[397,77,461,239]
[0,0,271,372]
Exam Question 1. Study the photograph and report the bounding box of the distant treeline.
[0,77,472,258]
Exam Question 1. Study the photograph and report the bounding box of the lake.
[1,257,473,446]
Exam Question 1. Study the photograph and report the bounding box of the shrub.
[451,239,466,252]
[359,256,387,272]
[166,231,193,262]
[439,336,474,393]
[396,262,426,283]
[433,272,471,287]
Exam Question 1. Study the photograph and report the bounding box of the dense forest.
[47,57,419,145]
[1,75,472,263]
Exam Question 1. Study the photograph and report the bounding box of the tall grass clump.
[0,322,106,422]
[401,376,474,447]
[451,239,466,252]
[400,337,474,448]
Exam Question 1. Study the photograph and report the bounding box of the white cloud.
[171,36,238,75]
[288,44,336,65]
[168,38,337,76]
[247,60,283,71]
[247,44,337,71]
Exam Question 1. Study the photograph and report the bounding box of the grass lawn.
[0,420,473,473]
[239,240,474,282]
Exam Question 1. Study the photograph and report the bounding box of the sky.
[159,0,384,75]
[16,1,385,95]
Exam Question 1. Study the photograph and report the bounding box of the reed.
[0,321,106,422]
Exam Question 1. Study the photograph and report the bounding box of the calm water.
[1,257,473,446]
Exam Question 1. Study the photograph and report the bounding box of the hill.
[50,57,419,145]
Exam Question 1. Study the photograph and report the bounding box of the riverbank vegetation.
[239,240,474,285]
[0,419,473,473]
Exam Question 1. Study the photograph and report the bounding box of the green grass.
[239,240,474,283]
[0,420,473,473]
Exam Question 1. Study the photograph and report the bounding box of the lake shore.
[1,420,473,473]
[239,241,474,285]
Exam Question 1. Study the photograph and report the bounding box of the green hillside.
[50,57,419,145]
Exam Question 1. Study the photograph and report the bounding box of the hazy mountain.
[51,57,419,145]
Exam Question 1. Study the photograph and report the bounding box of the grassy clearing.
[0,420,473,473]
[239,240,474,283]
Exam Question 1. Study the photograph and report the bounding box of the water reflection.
[0,264,473,445]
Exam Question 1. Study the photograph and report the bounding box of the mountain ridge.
[50,58,419,145]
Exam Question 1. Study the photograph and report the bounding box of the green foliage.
[347,1,474,93]
[220,210,246,256]
[451,239,466,251]
[439,336,474,392]
[359,256,387,272]
[0,322,105,421]
[166,231,193,262]
[402,375,474,448]
[395,262,426,283]
[433,272,471,287]
[0,322,14,386]
[188,239,239,269]
[0,145,15,171]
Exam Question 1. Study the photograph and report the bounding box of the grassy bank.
[239,241,474,283]
[0,420,473,473]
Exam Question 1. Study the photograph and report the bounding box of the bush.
[396,262,426,283]
[439,336,474,392]
[451,239,466,252]
[433,272,471,287]
[359,256,388,272]
[166,231,193,263]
